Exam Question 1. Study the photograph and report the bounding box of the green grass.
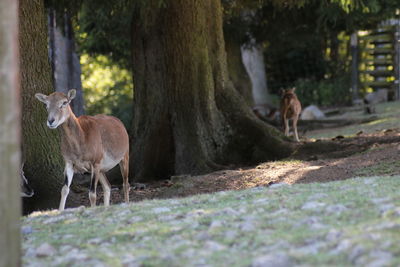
[306,101,400,139]
[354,160,400,177]
[23,175,400,266]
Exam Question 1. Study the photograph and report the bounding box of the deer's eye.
[60,101,68,108]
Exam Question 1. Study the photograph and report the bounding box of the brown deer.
[280,87,302,142]
[35,89,130,211]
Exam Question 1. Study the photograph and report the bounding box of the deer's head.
[35,89,76,129]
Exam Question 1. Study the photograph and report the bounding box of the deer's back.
[280,94,302,118]
[84,114,129,157]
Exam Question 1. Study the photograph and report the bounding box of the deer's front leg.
[284,116,289,136]
[293,115,300,142]
[59,162,74,211]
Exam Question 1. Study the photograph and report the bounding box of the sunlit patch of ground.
[67,101,400,209]
[305,101,400,139]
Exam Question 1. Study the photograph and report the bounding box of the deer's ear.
[67,89,76,101]
[35,93,48,104]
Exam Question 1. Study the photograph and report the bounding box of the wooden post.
[0,0,21,266]
[350,32,359,102]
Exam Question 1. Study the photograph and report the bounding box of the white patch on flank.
[100,153,120,172]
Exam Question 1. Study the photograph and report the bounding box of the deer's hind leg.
[119,151,130,203]
[89,165,101,207]
[293,114,300,142]
[98,172,111,206]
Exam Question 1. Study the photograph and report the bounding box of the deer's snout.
[47,117,56,128]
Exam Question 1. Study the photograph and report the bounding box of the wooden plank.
[359,34,393,42]
[0,0,21,266]
[361,59,393,66]
[368,26,394,35]
[361,70,394,77]
[362,81,394,88]
[364,47,394,55]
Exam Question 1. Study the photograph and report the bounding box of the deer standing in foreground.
[35,89,130,211]
[280,87,302,142]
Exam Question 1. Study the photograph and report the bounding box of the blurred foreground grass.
[23,175,400,266]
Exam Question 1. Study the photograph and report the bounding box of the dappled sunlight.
[365,118,391,126]
[80,54,133,127]
[28,209,60,218]
[306,101,400,140]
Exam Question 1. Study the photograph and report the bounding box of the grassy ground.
[22,175,400,266]
[22,101,400,266]
[305,101,400,139]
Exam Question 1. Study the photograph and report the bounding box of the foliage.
[49,0,400,117]
[223,0,399,107]
[80,54,133,128]
[293,75,352,107]
[75,0,134,69]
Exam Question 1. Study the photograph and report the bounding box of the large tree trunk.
[131,0,293,181]
[48,9,85,116]
[0,0,21,264]
[20,0,80,212]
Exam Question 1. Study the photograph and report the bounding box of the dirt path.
[69,128,400,208]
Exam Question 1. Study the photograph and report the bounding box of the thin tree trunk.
[225,38,253,106]
[48,9,85,116]
[0,0,21,265]
[241,41,272,115]
[131,0,292,181]
[20,0,80,212]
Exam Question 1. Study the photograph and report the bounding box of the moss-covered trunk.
[19,0,79,212]
[131,0,293,181]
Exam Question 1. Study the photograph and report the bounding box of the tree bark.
[131,0,293,181]
[20,0,80,212]
[0,0,21,265]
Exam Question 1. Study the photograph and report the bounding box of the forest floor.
[23,101,400,266]
[74,101,400,207]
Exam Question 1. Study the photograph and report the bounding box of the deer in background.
[35,89,130,211]
[280,87,302,142]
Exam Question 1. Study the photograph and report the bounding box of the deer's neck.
[60,107,84,150]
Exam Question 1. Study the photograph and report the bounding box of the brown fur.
[280,88,302,142]
[35,90,130,210]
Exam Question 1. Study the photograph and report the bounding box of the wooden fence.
[355,22,400,100]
